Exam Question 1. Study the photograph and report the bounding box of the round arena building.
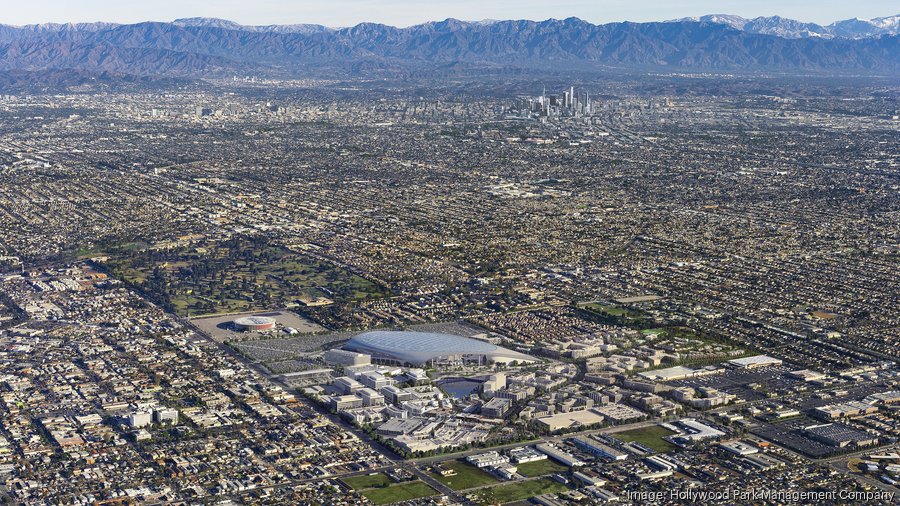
[344,330,537,366]
[233,315,276,332]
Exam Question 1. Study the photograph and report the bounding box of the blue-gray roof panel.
[344,330,535,366]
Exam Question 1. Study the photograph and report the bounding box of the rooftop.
[344,330,537,366]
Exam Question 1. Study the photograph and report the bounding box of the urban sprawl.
[0,74,897,505]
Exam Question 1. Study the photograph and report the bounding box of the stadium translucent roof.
[344,331,536,366]
[233,316,275,326]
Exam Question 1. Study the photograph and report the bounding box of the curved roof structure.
[234,316,275,327]
[344,330,537,366]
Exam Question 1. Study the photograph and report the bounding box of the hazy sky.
[3,0,897,27]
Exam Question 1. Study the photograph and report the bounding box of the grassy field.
[585,303,628,316]
[475,478,569,504]
[361,481,437,505]
[613,425,678,453]
[104,236,386,316]
[582,303,648,327]
[342,473,393,490]
[432,460,500,490]
[515,459,568,477]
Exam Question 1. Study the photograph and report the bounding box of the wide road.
[412,419,662,466]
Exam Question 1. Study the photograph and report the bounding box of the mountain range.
[0,15,897,81]
[674,14,899,39]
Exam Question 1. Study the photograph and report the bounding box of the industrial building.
[535,443,586,467]
[572,437,628,461]
[509,446,547,464]
[536,409,607,432]
[381,385,413,405]
[357,388,385,406]
[481,397,513,419]
[359,371,392,390]
[333,376,364,394]
[323,349,372,367]
[329,395,363,411]
[802,423,878,448]
[665,419,726,445]
[466,451,508,468]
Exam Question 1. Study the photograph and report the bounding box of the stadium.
[343,330,537,366]
[233,316,276,332]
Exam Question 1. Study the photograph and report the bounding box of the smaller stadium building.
[233,316,276,332]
